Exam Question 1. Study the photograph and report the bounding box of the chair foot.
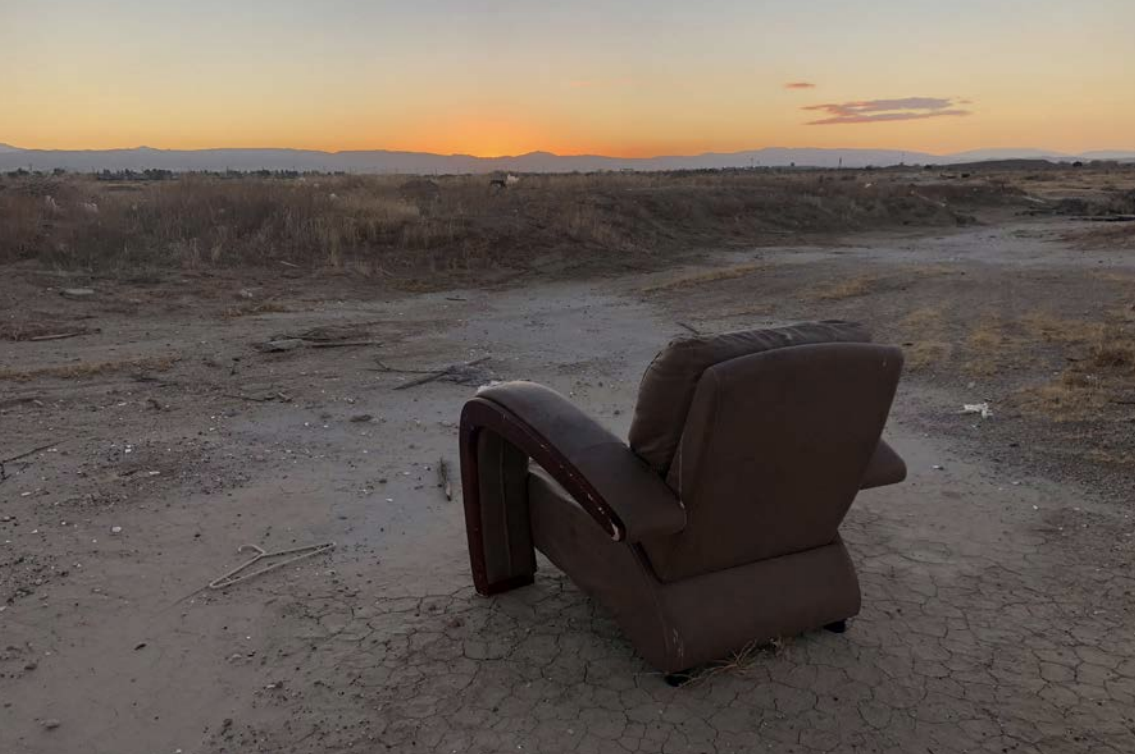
[476,573,535,597]
[824,620,848,634]
[664,670,694,687]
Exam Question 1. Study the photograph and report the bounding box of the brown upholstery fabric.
[476,430,536,588]
[628,321,872,477]
[528,467,862,672]
[460,327,906,673]
[475,382,685,542]
[643,343,903,583]
[861,439,907,489]
[527,467,672,667]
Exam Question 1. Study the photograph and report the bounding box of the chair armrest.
[860,439,907,489]
[461,381,687,542]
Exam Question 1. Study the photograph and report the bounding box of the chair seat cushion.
[628,321,872,477]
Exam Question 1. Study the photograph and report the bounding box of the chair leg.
[480,572,535,596]
[461,427,536,595]
[824,620,848,634]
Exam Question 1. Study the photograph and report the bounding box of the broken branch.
[393,356,491,391]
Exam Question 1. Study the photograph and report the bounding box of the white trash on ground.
[962,402,993,419]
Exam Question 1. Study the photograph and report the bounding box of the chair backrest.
[640,342,903,582]
[628,321,872,479]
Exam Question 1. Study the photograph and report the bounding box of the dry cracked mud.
[2,219,1134,753]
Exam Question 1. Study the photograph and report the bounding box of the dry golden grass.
[1019,313,1106,344]
[0,320,92,341]
[901,306,946,332]
[0,171,1024,276]
[897,303,1135,384]
[806,275,876,302]
[641,263,765,294]
[904,341,953,371]
[1015,369,1108,420]
[221,300,293,318]
[1089,270,1135,285]
[961,313,1125,377]
[898,306,953,371]
[1014,326,1135,420]
[677,637,790,687]
[1074,448,1135,467]
[963,318,1012,376]
[0,355,180,382]
[1067,222,1135,250]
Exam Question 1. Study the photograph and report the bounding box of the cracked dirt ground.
[2,222,1134,753]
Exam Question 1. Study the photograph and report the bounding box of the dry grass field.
[0,169,1030,280]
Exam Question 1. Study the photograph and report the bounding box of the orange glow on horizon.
[4,1,1133,159]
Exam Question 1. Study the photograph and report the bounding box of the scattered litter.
[207,542,335,591]
[110,526,123,534]
[962,402,993,419]
[350,414,373,423]
[932,464,945,471]
[40,719,61,730]
[60,288,94,299]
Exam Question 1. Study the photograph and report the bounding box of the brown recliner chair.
[459,321,906,676]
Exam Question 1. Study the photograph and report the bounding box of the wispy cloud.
[803,97,972,125]
[784,81,816,90]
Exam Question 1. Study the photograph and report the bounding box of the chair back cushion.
[628,321,871,477]
[640,342,902,582]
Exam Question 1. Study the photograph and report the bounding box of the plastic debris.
[962,402,993,419]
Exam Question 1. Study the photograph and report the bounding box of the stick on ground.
[306,340,383,349]
[437,458,453,501]
[393,356,491,391]
[28,332,85,342]
[1,439,66,482]
[1,440,65,465]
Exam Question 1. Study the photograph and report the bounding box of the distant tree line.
[0,168,350,180]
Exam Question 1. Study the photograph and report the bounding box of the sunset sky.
[3,0,1133,157]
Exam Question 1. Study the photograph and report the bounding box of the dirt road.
[2,218,1134,753]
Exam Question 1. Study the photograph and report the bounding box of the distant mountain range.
[1,143,1133,173]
